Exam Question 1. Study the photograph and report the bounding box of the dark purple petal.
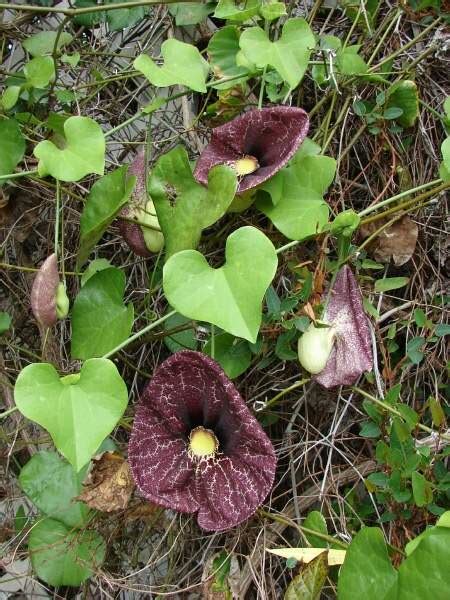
[30,253,59,327]
[128,350,277,530]
[119,151,152,258]
[194,107,309,193]
[315,266,373,389]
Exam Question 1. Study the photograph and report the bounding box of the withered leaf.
[359,215,418,266]
[77,452,134,512]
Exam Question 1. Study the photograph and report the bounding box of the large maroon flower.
[128,350,276,531]
[315,266,373,388]
[194,107,309,194]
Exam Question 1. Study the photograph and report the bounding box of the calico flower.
[194,106,309,194]
[298,265,373,388]
[128,350,276,531]
[119,151,164,257]
[31,253,69,327]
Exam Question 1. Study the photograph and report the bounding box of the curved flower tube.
[31,253,69,327]
[299,265,373,389]
[194,106,309,194]
[119,151,164,257]
[128,350,277,531]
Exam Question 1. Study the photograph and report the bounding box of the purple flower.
[194,107,309,194]
[119,152,164,257]
[315,265,373,389]
[128,350,276,531]
[31,254,60,327]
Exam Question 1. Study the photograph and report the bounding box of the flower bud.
[297,321,336,374]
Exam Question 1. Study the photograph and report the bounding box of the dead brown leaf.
[76,452,134,512]
[359,215,418,266]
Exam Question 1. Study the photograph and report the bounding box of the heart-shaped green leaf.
[23,31,73,56]
[34,115,105,182]
[71,267,134,360]
[239,18,315,89]
[29,517,105,587]
[77,166,136,268]
[14,358,128,471]
[24,56,55,88]
[256,141,335,240]
[19,451,90,527]
[163,226,277,342]
[207,26,249,89]
[134,39,209,92]
[214,0,260,21]
[0,118,25,180]
[149,145,237,259]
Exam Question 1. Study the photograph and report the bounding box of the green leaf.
[406,336,425,364]
[260,1,287,21]
[24,56,55,88]
[360,421,381,438]
[397,527,450,599]
[2,85,21,110]
[34,115,105,182]
[61,52,81,67]
[73,0,106,26]
[386,81,419,128]
[383,107,404,120]
[435,323,450,337]
[19,451,89,527]
[338,45,368,75]
[207,26,249,88]
[71,268,134,360]
[302,511,328,549]
[204,332,252,378]
[14,359,128,471]
[169,1,215,25]
[163,312,198,353]
[105,0,147,30]
[440,137,450,182]
[239,18,315,89]
[0,311,12,334]
[164,226,278,343]
[29,517,105,587]
[428,396,445,427]
[284,552,328,600]
[77,166,135,268]
[337,528,397,600]
[134,39,209,93]
[374,277,409,292]
[214,0,260,21]
[149,146,237,258]
[0,118,26,179]
[411,471,433,507]
[256,148,334,240]
[81,258,113,286]
[23,31,73,56]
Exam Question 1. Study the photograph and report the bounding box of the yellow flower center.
[233,155,260,176]
[189,426,218,458]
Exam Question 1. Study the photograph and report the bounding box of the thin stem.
[276,240,300,254]
[259,509,348,549]
[263,379,310,410]
[0,406,18,419]
[352,387,450,442]
[258,65,267,110]
[210,324,215,360]
[357,179,442,217]
[0,169,39,182]
[102,310,177,359]
[0,0,198,16]
[54,179,60,259]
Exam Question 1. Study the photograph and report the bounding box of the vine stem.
[102,310,177,359]
[352,387,450,442]
[0,0,198,15]
[259,509,349,549]
[0,169,39,182]
[357,179,443,217]
[0,406,18,420]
